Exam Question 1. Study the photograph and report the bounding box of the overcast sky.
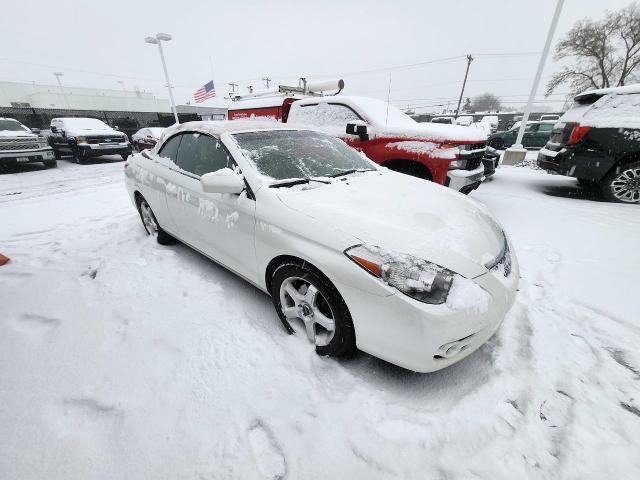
[0,0,634,112]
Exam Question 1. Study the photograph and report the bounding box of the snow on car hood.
[373,122,488,143]
[0,130,36,138]
[67,128,123,136]
[276,171,504,278]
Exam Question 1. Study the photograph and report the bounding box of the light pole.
[53,72,70,109]
[503,0,564,165]
[145,33,179,124]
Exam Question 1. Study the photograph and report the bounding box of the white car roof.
[574,83,640,102]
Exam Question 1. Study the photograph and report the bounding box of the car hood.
[0,130,36,138]
[276,171,504,278]
[67,128,123,136]
[373,123,488,143]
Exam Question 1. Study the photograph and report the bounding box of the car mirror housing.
[200,170,245,194]
[346,121,369,141]
[50,126,58,133]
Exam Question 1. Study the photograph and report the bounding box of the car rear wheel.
[135,195,178,245]
[601,162,640,204]
[271,262,356,357]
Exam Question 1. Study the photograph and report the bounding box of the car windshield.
[62,118,110,130]
[233,130,375,181]
[0,119,30,132]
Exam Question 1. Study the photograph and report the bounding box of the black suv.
[537,86,640,204]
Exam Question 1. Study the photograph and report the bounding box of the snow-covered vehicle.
[131,127,165,152]
[480,115,499,133]
[0,118,56,169]
[48,117,132,163]
[538,84,640,203]
[124,121,519,372]
[454,115,474,126]
[229,96,488,194]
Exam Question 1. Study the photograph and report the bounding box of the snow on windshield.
[232,130,374,180]
[0,119,30,133]
[61,118,111,130]
[582,93,640,129]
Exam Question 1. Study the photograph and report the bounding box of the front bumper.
[77,142,132,157]
[447,164,485,193]
[0,148,55,164]
[336,241,520,373]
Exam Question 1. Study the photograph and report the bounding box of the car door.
[164,131,257,280]
[522,123,539,148]
[534,123,554,147]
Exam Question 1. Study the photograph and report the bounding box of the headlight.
[38,141,49,148]
[122,134,129,142]
[449,159,466,168]
[345,245,455,304]
[75,136,87,144]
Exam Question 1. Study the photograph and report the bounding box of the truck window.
[290,103,361,127]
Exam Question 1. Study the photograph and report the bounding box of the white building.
[0,81,172,112]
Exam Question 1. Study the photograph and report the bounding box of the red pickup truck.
[228,95,487,193]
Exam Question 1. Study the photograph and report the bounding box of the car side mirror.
[31,128,41,134]
[50,126,58,133]
[346,121,369,141]
[200,170,245,194]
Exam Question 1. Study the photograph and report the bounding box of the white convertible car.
[124,121,518,372]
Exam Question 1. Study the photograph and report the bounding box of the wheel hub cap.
[612,167,640,203]
[279,277,336,347]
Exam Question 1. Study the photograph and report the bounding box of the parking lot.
[1,156,639,479]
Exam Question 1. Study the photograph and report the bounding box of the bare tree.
[470,93,502,112]
[546,2,640,95]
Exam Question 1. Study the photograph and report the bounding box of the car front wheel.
[488,138,504,149]
[601,161,640,204]
[135,195,177,245]
[271,262,356,357]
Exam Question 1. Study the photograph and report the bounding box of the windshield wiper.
[328,168,376,178]
[269,177,331,188]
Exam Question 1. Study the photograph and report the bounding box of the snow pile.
[582,93,640,129]
[445,276,490,313]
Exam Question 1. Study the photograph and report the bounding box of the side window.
[524,123,537,133]
[538,123,553,133]
[176,132,232,176]
[158,134,182,163]
[290,103,361,126]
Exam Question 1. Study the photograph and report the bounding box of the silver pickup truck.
[0,118,56,168]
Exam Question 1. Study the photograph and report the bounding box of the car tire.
[43,160,57,168]
[488,138,504,149]
[72,147,84,164]
[135,195,178,245]
[601,161,640,204]
[270,262,356,357]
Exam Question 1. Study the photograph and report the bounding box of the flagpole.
[209,56,215,101]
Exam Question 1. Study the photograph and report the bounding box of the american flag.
[193,80,216,103]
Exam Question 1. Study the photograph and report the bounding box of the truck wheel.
[601,161,640,203]
[53,148,62,160]
[44,160,57,168]
[72,148,85,164]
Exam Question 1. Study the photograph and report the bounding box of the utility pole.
[228,82,238,93]
[504,0,564,165]
[454,55,473,118]
[262,77,271,88]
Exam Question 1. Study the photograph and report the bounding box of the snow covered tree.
[462,97,472,112]
[546,2,640,95]
[470,93,502,112]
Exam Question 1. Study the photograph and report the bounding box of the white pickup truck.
[0,118,56,169]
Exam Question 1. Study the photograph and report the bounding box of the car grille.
[87,136,125,144]
[465,158,482,170]
[461,143,486,151]
[0,137,41,151]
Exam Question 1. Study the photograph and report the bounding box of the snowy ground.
[1,156,640,479]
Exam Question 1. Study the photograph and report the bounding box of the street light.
[53,71,70,109]
[145,32,179,124]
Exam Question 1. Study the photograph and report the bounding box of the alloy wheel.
[139,200,158,235]
[610,167,640,203]
[279,276,336,346]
